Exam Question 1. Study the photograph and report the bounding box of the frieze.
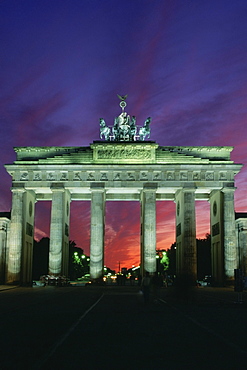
[100,172,108,181]
[193,172,201,180]
[91,142,158,163]
[73,172,82,181]
[20,172,28,181]
[166,171,175,180]
[180,172,188,180]
[153,172,161,180]
[219,172,227,180]
[60,172,68,181]
[33,172,42,181]
[47,172,56,181]
[140,172,148,181]
[205,172,214,180]
[127,172,135,181]
[97,147,151,160]
[113,172,121,181]
[13,169,229,184]
[87,172,95,181]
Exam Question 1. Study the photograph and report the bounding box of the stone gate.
[3,141,242,285]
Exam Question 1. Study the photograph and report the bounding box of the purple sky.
[1,0,247,270]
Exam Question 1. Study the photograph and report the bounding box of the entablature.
[6,163,242,185]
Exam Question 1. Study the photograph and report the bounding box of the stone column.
[222,188,237,281]
[49,185,67,276]
[236,220,247,276]
[62,190,71,277]
[175,188,197,281]
[21,190,36,285]
[0,217,10,283]
[90,184,105,280]
[6,187,25,284]
[210,190,224,285]
[141,184,157,274]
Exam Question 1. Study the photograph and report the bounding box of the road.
[0,285,246,370]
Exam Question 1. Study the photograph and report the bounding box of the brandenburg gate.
[3,97,243,285]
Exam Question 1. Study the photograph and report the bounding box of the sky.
[0,0,247,271]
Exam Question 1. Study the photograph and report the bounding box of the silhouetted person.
[137,274,142,286]
[152,272,163,301]
[141,271,151,303]
[130,274,135,286]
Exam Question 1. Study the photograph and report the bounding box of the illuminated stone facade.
[3,142,243,285]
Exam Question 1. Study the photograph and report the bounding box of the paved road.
[0,285,246,370]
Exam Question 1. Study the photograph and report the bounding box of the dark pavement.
[0,284,246,370]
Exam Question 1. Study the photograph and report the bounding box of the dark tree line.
[32,238,89,280]
[166,234,212,279]
[32,234,212,280]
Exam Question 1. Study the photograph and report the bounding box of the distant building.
[235,213,247,276]
[0,212,11,284]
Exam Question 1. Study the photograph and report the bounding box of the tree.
[156,251,169,273]
[197,233,211,279]
[32,238,90,280]
[166,242,176,276]
[165,235,212,279]
[68,241,90,279]
[32,237,49,280]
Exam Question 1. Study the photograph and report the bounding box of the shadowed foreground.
[0,285,246,369]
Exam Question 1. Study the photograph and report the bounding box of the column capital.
[221,186,236,193]
[90,183,105,192]
[182,187,196,193]
[50,183,65,192]
[11,184,25,193]
[142,183,157,191]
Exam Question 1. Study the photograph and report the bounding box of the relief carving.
[100,173,108,181]
[60,173,68,181]
[87,173,95,181]
[20,172,28,181]
[47,172,56,181]
[219,172,227,180]
[193,172,201,180]
[33,172,41,181]
[97,147,151,160]
[180,172,188,180]
[153,172,161,180]
[140,172,148,180]
[127,172,135,180]
[167,172,174,180]
[113,173,121,181]
[205,172,214,180]
[73,172,82,180]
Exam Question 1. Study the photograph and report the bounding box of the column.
[49,186,67,276]
[90,184,105,279]
[210,190,224,285]
[222,188,237,281]
[6,187,25,284]
[21,190,36,285]
[141,184,157,274]
[62,190,71,277]
[175,188,197,281]
[0,217,10,283]
[236,218,247,275]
